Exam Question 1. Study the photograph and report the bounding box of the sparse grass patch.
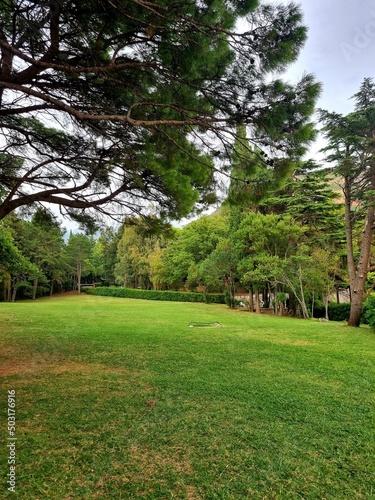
[0,294,374,498]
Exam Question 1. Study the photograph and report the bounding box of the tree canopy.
[0,0,320,226]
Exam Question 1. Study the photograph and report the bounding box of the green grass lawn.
[1,294,374,499]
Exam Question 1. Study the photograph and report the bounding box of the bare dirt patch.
[186,485,202,499]
[129,445,193,477]
[0,358,133,377]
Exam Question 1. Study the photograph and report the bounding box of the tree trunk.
[298,265,310,319]
[343,176,356,289]
[227,276,236,309]
[343,170,375,327]
[284,275,309,319]
[348,205,375,326]
[324,293,329,321]
[5,273,11,302]
[248,287,254,312]
[11,284,17,302]
[254,290,261,314]
[50,280,54,296]
[32,278,38,300]
[77,262,82,294]
[276,286,283,316]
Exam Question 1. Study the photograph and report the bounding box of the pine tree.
[0,1,320,225]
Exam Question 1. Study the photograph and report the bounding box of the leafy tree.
[160,213,228,290]
[0,224,42,301]
[97,227,123,285]
[199,239,238,308]
[0,224,22,300]
[28,209,67,297]
[235,212,307,314]
[0,0,320,225]
[160,245,193,291]
[275,253,312,319]
[308,248,340,319]
[66,232,95,293]
[3,208,67,298]
[115,225,152,289]
[258,164,348,300]
[320,77,375,326]
[147,242,165,291]
[87,239,106,284]
[238,254,278,313]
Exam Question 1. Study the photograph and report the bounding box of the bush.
[82,286,225,304]
[313,303,350,321]
[313,302,369,324]
[363,295,375,328]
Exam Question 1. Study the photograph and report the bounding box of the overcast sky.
[282,0,375,158]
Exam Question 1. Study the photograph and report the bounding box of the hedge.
[313,302,369,324]
[82,286,225,304]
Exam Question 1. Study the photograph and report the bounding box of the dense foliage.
[1,62,374,327]
[1,149,373,327]
[0,0,320,226]
[0,160,363,319]
[364,294,375,329]
[320,77,375,326]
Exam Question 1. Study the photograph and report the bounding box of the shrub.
[363,295,375,328]
[313,302,369,324]
[313,303,350,321]
[82,286,225,304]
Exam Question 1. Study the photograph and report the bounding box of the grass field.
[0,294,374,499]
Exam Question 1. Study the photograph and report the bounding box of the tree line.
[0,164,357,313]
[1,142,374,327]
[0,1,374,327]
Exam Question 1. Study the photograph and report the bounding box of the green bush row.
[313,302,369,324]
[83,286,225,304]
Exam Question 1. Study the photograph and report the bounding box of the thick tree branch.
[0,104,58,115]
[0,181,132,220]
[0,80,224,126]
[0,39,160,79]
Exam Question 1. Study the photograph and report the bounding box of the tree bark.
[32,278,38,300]
[226,276,236,309]
[347,141,375,327]
[298,265,310,319]
[5,273,11,302]
[348,205,375,326]
[248,287,254,312]
[254,290,261,314]
[343,176,357,294]
[77,262,82,294]
[11,284,17,302]
[324,291,329,321]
